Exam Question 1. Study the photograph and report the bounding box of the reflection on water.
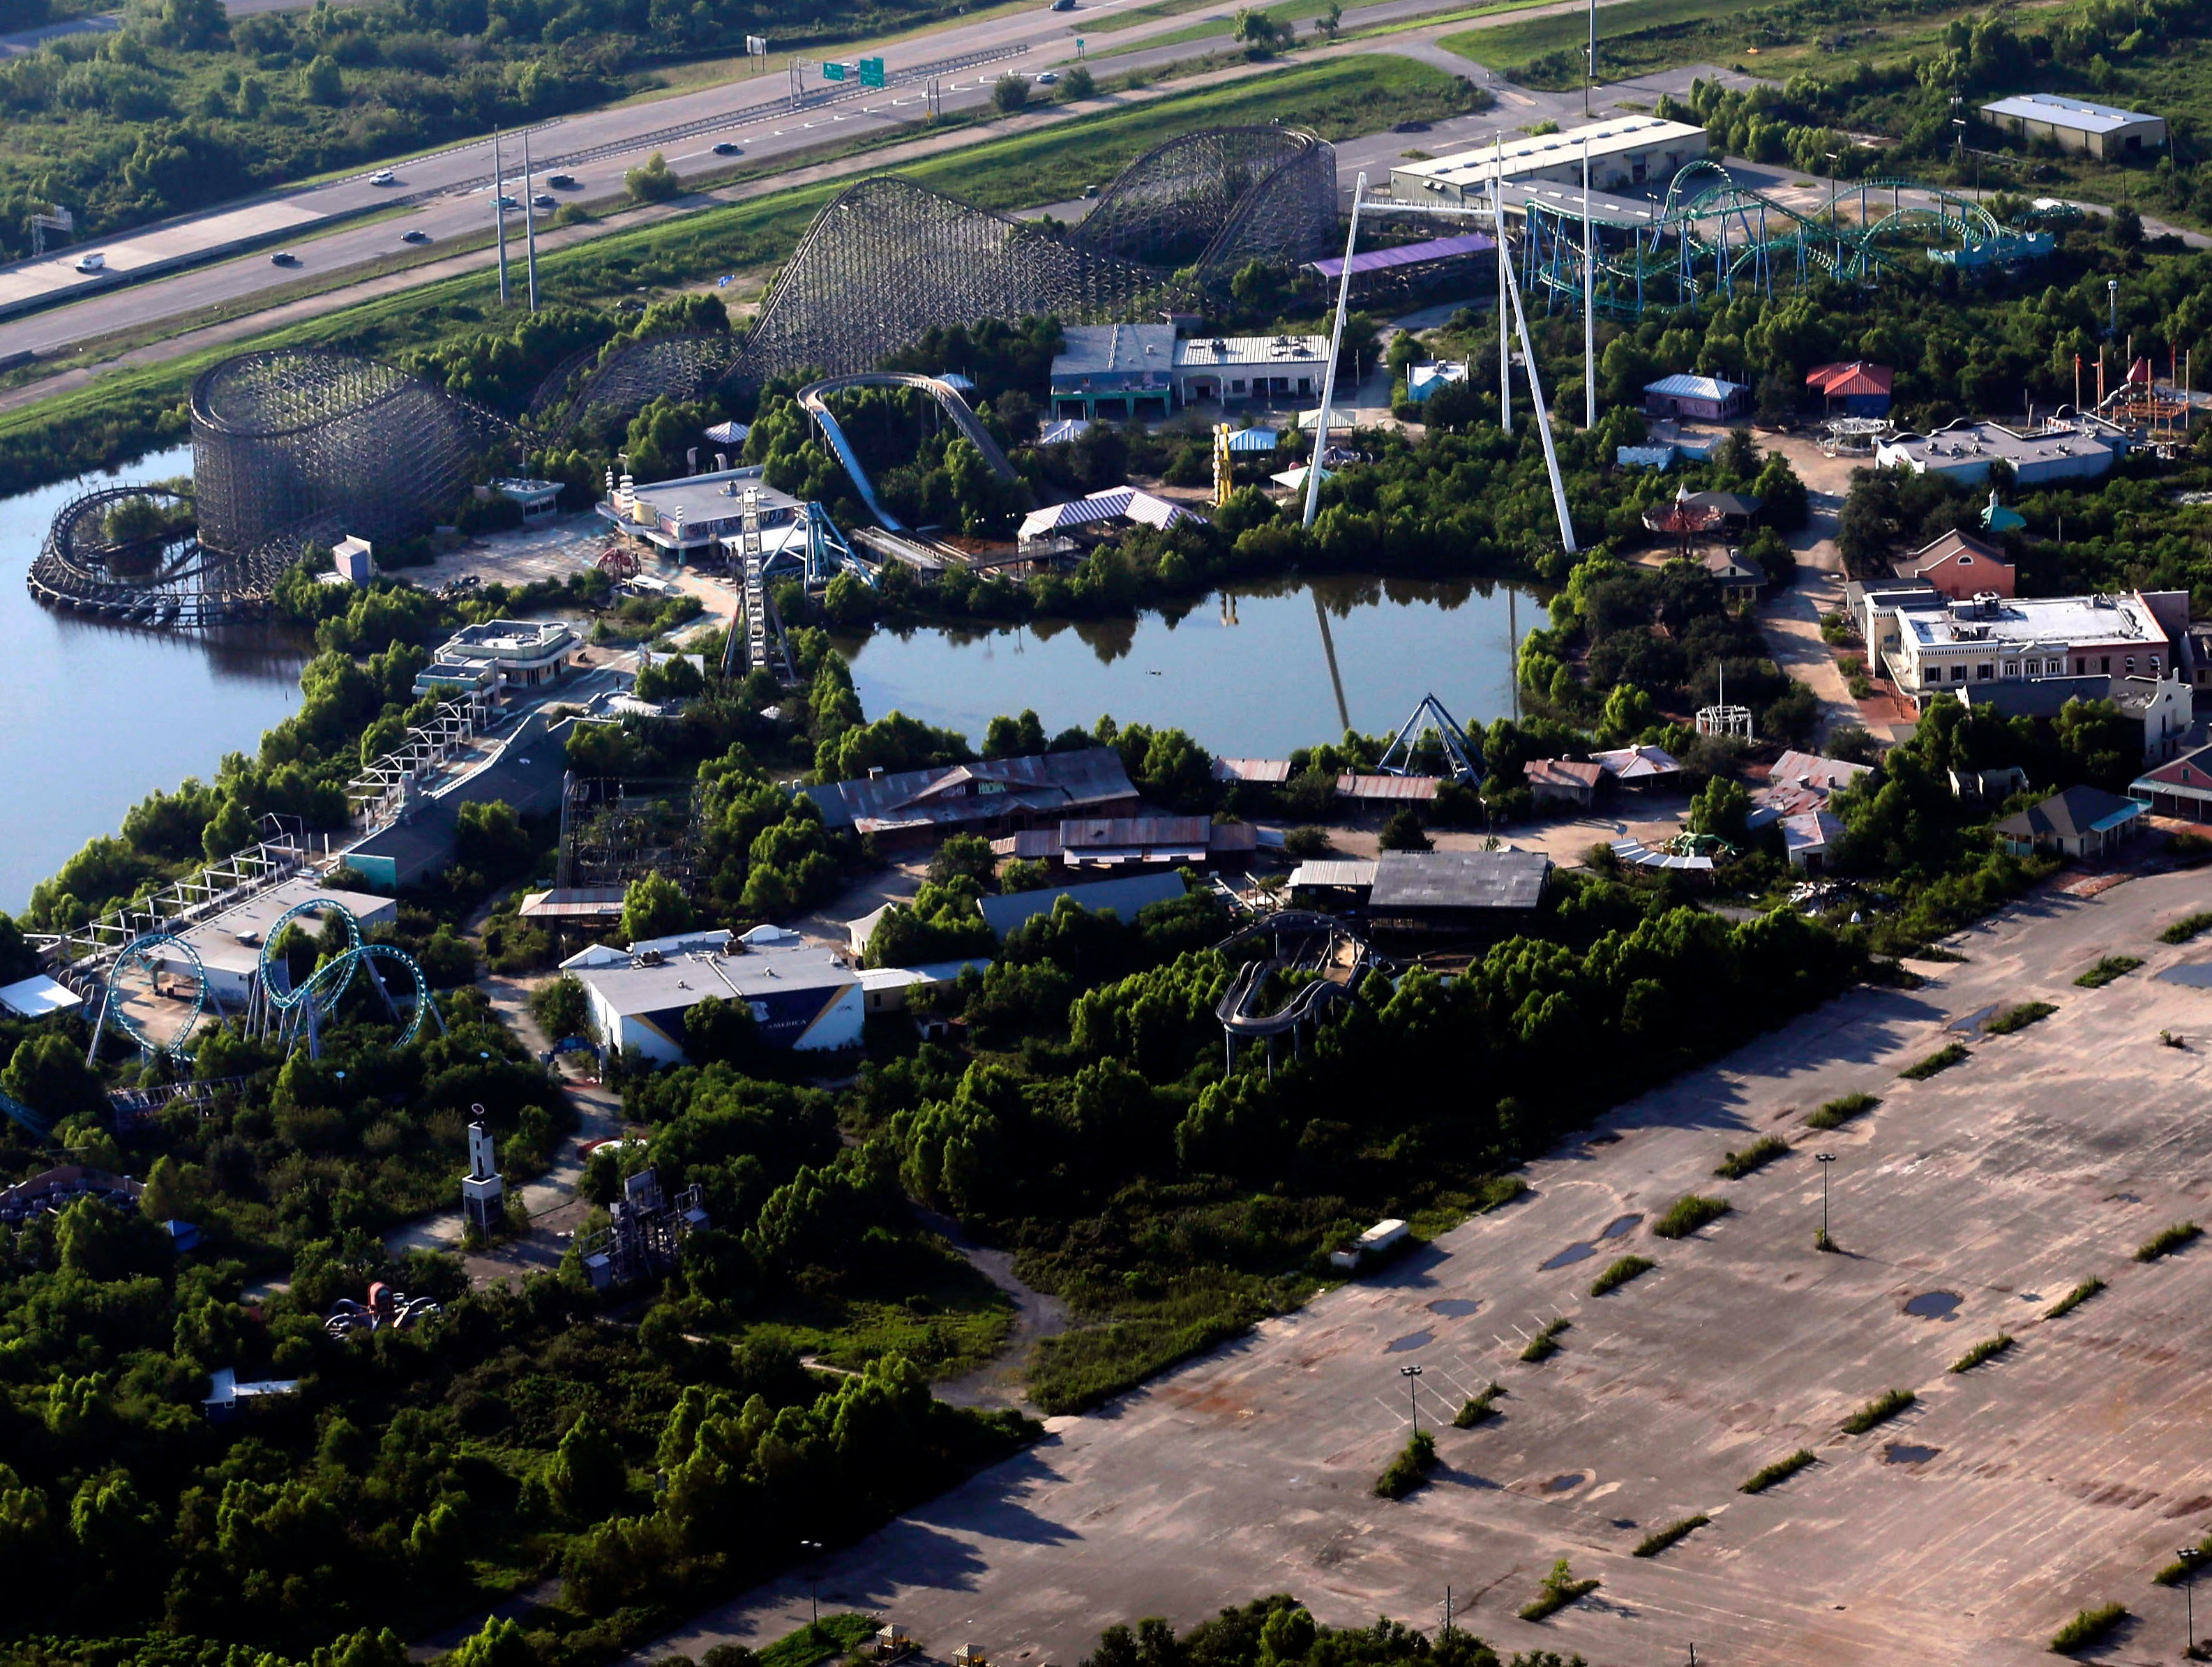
[834,572,1542,758]
[0,446,310,910]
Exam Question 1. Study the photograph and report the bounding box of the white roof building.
[1980,93,2165,160]
[156,876,399,1004]
[1874,418,2127,488]
[1390,116,1708,206]
[1018,487,1206,544]
[1878,589,2181,702]
[1171,334,1329,405]
[571,932,863,1064]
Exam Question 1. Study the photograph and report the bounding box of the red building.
[1908,529,2015,600]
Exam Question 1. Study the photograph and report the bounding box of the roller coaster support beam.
[1304,171,1365,531]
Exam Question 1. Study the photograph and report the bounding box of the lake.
[0,445,309,912]
[836,573,1542,759]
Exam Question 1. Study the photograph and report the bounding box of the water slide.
[795,372,1018,533]
[1213,911,1378,1043]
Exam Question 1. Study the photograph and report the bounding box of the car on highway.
[401,229,431,243]
[548,173,578,188]
[75,252,105,273]
[532,193,555,209]
[271,250,300,266]
[1051,0,1075,10]
[1037,70,1058,83]
[495,193,518,209]
[370,169,396,186]
[712,141,741,155]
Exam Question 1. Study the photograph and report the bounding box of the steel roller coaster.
[1519,160,2054,319]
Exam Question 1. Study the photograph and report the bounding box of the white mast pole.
[1304,172,1367,529]
[1583,135,1596,429]
[1502,237,1579,555]
[523,132,540,312]
[492,128,509,306]
[1496,130,1511,435]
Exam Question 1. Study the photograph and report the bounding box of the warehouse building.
[1874,418,2127,488]
[1046,324,1176,421]
[1980,93,2166,160]
[1389,116,1708,208]
[569,926,863,1064]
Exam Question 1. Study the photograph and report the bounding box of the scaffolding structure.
[347,694,497,828]
[557,775,704,893]
[50,815,308,986]
[1519,161,2053,319]
[190,349,515,555]
[575,1167,708,1289]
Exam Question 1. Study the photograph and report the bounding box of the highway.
[0,0,1606,371]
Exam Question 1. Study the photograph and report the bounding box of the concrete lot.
[649,866,2212,1667]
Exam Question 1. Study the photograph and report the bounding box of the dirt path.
[910,1203,1071,1415]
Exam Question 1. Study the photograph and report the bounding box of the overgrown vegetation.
[1951,1334,2012,1373]
[1715,1133,1790,1177]
[1452,1382,1505,1427]
[2159,912,2212,945]
[1841,1387,1916,1434]
[1589,1254,1655,1297]
[1520,1317,1569,1362]
[1985,1000,2056,1034]
[2075,956,2144,988]
[2047,1276,2106,1318]
[1374,1428,1438,1498]
[1739,1449,1816,1493]
[2135,1221,2200,1262]
[2049,1602,2128,1656]
[1900,1043,1969,1080]
[1633,1514,1711,1557]
[1806,1091,1880,1129]
[1518,1558,1599,1622]
[1652,1193,1730,1239]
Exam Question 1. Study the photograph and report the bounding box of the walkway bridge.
[796,371,1019,532]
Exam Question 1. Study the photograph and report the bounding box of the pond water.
[835,573,1543,760]
[0,446,310,911]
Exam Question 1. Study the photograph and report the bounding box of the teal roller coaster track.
[1519,161,2054,319]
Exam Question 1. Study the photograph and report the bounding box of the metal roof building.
[1047,323,1177,421]
[977,872,1187,940]
[1390,116,1707,206]
[1980,93,2165,160]
[1367,850,1551,928]
[801,746,1139,840]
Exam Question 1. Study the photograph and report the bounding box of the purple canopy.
[1309,232,1496,280]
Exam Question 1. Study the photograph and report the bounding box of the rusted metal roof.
[1336,773,1440,801]
[518,887,628,919]
[804,746,1137,834]
[1369,850,1551,911]
[1524,759,1602,791]
[1212,757,1293,784]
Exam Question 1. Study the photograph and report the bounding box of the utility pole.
[798,1539,823,1630]
[2179,1553,2197,1660]
[522,132,540,312]
[1400,1363,1424,1433]
[1585,0,1595,116]
[1496,130,1510,435]
[1304,171,1366,530]
[492,128,509,306]
[1816,1152,1837,1249]
[1583,133,1595,430]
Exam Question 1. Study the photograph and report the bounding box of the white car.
[370,169,396,186]
[75,252,106,273]
[1037,70,1059,83]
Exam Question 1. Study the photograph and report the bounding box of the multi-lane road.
[0,0,1639,375]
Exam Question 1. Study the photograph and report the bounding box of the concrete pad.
[644,867,2212,1667]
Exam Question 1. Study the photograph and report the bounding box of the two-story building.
[1874,590,2186,707]
[414,618,580,701]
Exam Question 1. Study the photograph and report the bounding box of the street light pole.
[1815,1152,1837,1249]
[799,1539,823,1630]
[2181,1554,2197,1660]
[1401,1364,1424,1433]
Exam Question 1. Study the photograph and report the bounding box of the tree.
[621,873,694,942]
[983,709,1048,759]
[1689,775,1751,844]
[1056,65,1094,100]
[301,54,343,103]
[2110,204,2143,249]
[543,1413,629,1518]
[626,152,681,203]
[634,654,705,702]
[1310,0,1341,38]
[1379,807,1431,851]
[456,799,532,877]
[3,1033,105,1122]
[928,833,1000,887]
[683,994,758,1066]
[529,974,592,1042]
[991,74,1030,113]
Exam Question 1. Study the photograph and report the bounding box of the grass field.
[1440,0,1778,70]
[0,55,1473,489]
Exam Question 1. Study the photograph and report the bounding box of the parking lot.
[652,866,2212,1667]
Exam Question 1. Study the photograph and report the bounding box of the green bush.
[2135,1221,2200,1262]
[1653,1193,1730,1239]
[1840,1387,1915,1435]
[1633,1514,1710,1557]
[1590,1254,1655,1297]
[1374,1427,1438,1498]
[1985,1001,2056,1034]
[1715,1133,1789,1177]
[2074,955,2142,988]
[1739,1449,1816,1493]
[2046,1276,2105,1318]
[2049,1602,2126,1655]
[626,151,682,202]
[1900,1043,1969,1080]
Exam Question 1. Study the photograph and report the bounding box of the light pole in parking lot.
[799,1539,823,1631]
[1815,1152,1837,1251]
[2180,1553,2198,1660]
[1400,1364,1424,1433]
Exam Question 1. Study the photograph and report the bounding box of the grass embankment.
[2075,956,2142,988]
[1375,1428,1439,1498]
[2160,912,2212,945]
[762,1615,883,1667]
[1590,1254,1655,1296]
[1900,1044,1969,1080]
[1716,1133,1789,1177]
[2049,1602,2128,1655]
[1454,1381,1505,1426]
[1806,1092,1879,1129]
[1740,1449,1815,1493]
[1985,1002,2057,1034]
[1441,0,1780,71]
[2136,1221,2200,1262]
[0,54,1477,495]
[1633,1514,1710,1557]
[1950,1334,2012,1373]
[2046,1277,2105,1319]
[1521,1316,1570,1361]
[1841,1387,1915,1434]
[1653,1194,1730,1239]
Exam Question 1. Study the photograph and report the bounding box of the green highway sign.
[822,61,846,80]
[859,56,886,86]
